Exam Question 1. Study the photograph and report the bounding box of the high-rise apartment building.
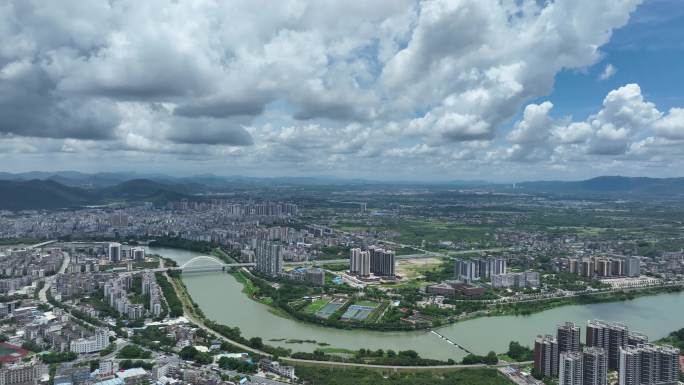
[586,320,628,370]
[558,322,581,354]
[582,347,608,385]
[350,248,361,275]
[619,344,680,385]
[131,247,145,261]
[368,246,395,277]
[108,242,121,263]
[349,248,370,277]
[624,257,641,277]
[454,258,478,282]
[455,258,507,282]
[359,250,370,277]
[535,335,559,378]
[627,331,648,347]
[559,351,583,385]
[255,240,283,278]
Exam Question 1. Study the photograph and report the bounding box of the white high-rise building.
[350,248,361,275]
[359,251,370,277]
[349,248,371,277]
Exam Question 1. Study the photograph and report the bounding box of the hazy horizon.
[1,169,682,185]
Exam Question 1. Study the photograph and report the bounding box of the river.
[149,246,684,360]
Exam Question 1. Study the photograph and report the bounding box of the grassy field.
[395,257,444,280]
[304,298,330,314]
[293,366,514,385]
[319,347,357,355]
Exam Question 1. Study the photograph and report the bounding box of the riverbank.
[151,246,684,360]
[488,284,684,317]
[227,263,684,332]
[165,271,515,369]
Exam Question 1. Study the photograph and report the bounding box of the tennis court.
[315,298,347,318]
[340,304,377,321]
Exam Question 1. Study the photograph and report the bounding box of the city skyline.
[0,0,683,181]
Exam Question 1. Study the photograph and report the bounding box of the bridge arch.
[179,256,226,269]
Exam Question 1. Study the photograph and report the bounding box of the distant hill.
[518,176,684,196]
[0,178,192,210]
[0,180,97,210]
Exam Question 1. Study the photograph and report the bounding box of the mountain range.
[516,176,684,196]
[0,178,193,210]
[1,172,684,210]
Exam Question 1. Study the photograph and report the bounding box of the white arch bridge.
[152,256,255,273]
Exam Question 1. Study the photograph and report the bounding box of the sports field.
[340,303,378,321]
[0,342,28,363]
[304,298,330,314]
[315,298,348,319]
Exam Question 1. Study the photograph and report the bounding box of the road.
[39,251,70,302]
[165,271,267,356]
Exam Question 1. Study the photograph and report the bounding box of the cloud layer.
[3,0,677,180]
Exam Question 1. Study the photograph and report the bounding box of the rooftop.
[116,368,148,379]
[93,379,124,385]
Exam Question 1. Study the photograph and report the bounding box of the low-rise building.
[259,358,295,380]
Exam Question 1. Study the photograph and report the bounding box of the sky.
[0,0,683,182]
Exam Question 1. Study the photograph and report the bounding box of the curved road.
[39,251,70,302]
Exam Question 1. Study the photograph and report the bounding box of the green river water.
[150,246,684,360]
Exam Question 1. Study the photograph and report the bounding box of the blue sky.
[0,0,683,181]
[549,0,684,117]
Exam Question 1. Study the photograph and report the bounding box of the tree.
[248,337,264,350]
[484,351,498,365]
[117,344,151,359]
[507,341,533,361]
[398,350,418,359]
[179,346,198,360]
